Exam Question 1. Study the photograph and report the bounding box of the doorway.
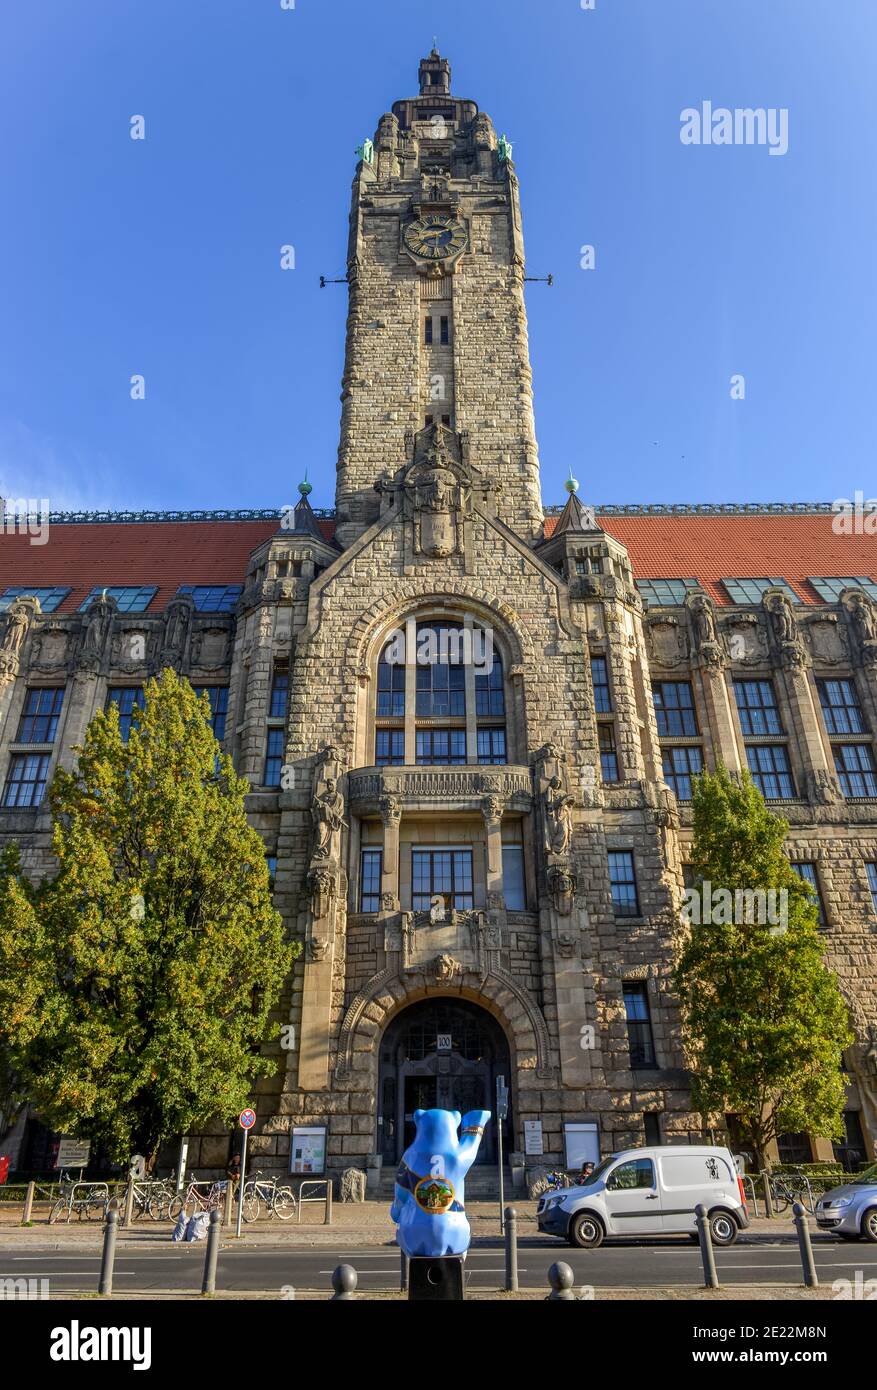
[377,998,512,1165]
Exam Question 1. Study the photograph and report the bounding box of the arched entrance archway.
[377,998,512,1165]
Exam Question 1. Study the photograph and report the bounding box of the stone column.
[379,794,401,910]
[297,748,347,1092]
[481,793,505,906]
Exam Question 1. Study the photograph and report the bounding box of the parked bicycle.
[169,1177,226,1220]
[240,1172,297,1222]
[49,1180,110,1224]
[769,1167,814,1214]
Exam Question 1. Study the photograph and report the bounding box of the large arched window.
[373,616,508,767]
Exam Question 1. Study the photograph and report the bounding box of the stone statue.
[767,592,797,646]
[1,606,29,657]
[849,592,876,646]
[80,598,113,664]
[689,594,717,649]
[311,777,346,861]
[162,598,191,666]
[543,775,573,857]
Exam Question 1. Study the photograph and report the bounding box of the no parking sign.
[239,1108,256,1130]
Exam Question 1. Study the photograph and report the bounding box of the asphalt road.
[3,1236,877,1295]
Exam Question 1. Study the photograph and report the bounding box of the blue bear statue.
[390,1107,491,1258]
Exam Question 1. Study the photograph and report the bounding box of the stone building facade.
[1,52,876,1183]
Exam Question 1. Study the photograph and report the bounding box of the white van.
[536,1145,749,1248]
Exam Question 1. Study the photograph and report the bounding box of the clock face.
[404,214,467,261]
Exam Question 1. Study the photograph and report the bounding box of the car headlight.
[543,1194,564,1210]
[825,1198,851,1209]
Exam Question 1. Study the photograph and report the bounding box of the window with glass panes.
[501,845,526,910]
[177,585,242,613]
[474,660,504,716]
[375,729,405,766]
[653,682,698,736]
[193,686,228,741]
[412,849,473,911]
[416,624,466,717]
[80,586,156,613]
[608,851,639,916]
[269,671,289,719]
[790,862,826,926]
[476,728,507,764]
[722,578,797,605]
[3,753,51,808]
[106,687,145,742]
[809,577,877,603]
[360,849,383,912]
[818,679,866,735]
[416,729,466,765]
[264,728,284,787]
[0,587,70,613]
[17,688,64,744]
[623,983,656,1068]
[265,856,277,888]
[598,723,619,782]
[832,743,877,797]
[662,745,703,800]
[591,656,612,713]
[746,744,795,799]
[734,680,783,735]
[866,863,877,913]
[636,578,701,607]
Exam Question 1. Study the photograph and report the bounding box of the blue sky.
[1,0,875,514]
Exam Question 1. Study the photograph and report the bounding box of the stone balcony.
[347,764,534,816]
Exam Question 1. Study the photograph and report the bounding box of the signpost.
[496,1075,509,1233]
[236,1108,256,1238]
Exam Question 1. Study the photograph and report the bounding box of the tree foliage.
[0,670,295,1167]
[674,766,852,1167]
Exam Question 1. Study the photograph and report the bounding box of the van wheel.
[569,1212,604,1249]
[709,1210,738,1246]
[861,1207,877,1243]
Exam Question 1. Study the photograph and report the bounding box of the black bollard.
[400,1249,409,1293]
[201,1208,222,1295]
[546,1261,576,1300]
[331,1264,358,1300]
[99,1208,119,1296]
[792,1202,819,1288]
[504,1206,518,1292]
[695,1203,719,1289]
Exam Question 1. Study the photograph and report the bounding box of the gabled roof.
[0,506,871,613]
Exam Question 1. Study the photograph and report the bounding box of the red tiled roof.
[0,510,872,613]
[546,511,877,605]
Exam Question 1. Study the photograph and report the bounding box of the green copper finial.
[497,134,513,163]
[565,471,579,495]
[355,137,374,167]
[299,472,313,498]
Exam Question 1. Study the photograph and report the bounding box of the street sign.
[495,1074,509,1121]
[239,1108,256,1130]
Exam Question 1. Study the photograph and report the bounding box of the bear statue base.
[408,1255,465,1302]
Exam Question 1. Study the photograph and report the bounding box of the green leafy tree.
[0,669,295,1169]
[674,766,852,1169]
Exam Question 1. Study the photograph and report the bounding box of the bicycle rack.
[741,1174,760,1217]
[297,1179,331,1223]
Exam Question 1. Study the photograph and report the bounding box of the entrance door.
[377,998,512,1165]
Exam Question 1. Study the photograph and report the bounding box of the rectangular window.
[608,850,639,917]
[746,744,795,799]
[866,863,877,914]
[623,983,657,1069]
[17,688,64,744]
[375,729,405,766]
[412,848,474,911]
[833,744,877,798]
[360,849,383,913]
[0,587,70,613]
[636,578,701,607]
[415,729,467,765]
[591,656,612,713]
[734,680,783,736]
[721,578,797,605]
[80,586,157,613]
[377,653,405,718]
[269,671,289,719]
[790,862,826,926]
[477,727,507,764]
[106,687,145,742]
[474,661,505,717]
[265,855,277,888]
[415,654,465,719]
[818,679,866,735]
[809,577,877,603]
[177,584,242,613]
[661,745,703,800]
[2,752,51,808]
[653,682,698,737]
[193,686,228,741]
[440,315,449,345]
[598,723,619,783]
[501,845,526,911]
[263,728,285,787]
[424,317,433,345]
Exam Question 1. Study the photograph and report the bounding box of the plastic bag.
[185,1211,210,1242]
[171,1210,189,1242]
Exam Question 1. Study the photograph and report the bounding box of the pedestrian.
[226,1151,241,1194]
[578,1160,595,1184]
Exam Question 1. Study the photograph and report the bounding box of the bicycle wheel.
[272,1187,297,1221]
[165,1194,184,1221]
[49,1199,68,1225]
[242,1190,261,1223]
[771,1185,790,1215]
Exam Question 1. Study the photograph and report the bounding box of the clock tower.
[335,49,545,548]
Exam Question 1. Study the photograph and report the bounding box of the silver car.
[815,1163,877,1241]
